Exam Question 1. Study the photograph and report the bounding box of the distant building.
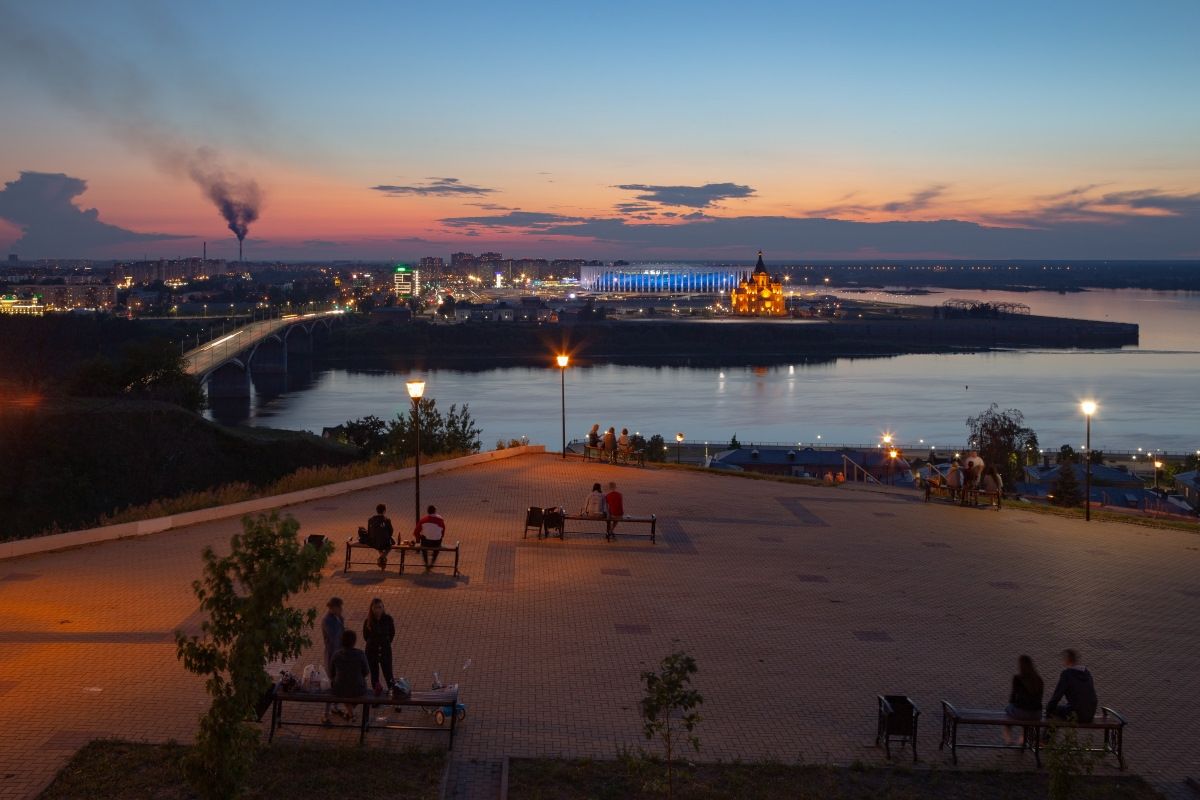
[419,256,444,279]
[40,284,117,310]
[710,446,911,483]
[1174,470,1200,510]
[0,295,44,315]
[7,254,17,265]
[393,264,419,298]
[579,263,749,293]
[731,252,786,316]
[1022,463,1144,488]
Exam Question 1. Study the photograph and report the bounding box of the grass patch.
[1011,498,1200,534]
[507,756,1164,799]
[38,739,445,800]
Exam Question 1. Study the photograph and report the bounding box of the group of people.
[942,449,1004,506]
[1001,648,1100,745]
[361,502,447,571]
[319,595,398,724]
[581,481,625,535]
[587,424,635,462]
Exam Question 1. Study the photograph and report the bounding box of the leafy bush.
[639,649,703,799]
[646,434,667,463]
[175,513,332,800]
[1050,461,1085,507]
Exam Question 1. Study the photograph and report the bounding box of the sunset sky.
[1,0,1198,261]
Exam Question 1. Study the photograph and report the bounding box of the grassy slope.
[0,398,358,540]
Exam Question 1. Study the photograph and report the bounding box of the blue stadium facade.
[579,264,752,293]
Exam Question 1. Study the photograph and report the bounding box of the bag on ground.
[390,678,411,701]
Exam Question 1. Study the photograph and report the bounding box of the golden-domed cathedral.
[731,251,786,316]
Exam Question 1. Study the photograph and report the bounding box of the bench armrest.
[941,700,960,719]
[1101,707,1127,725]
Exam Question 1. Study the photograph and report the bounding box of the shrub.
[646,434,667,463]
[175,513,332,800]
[640,649,703,799]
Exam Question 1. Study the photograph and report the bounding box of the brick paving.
[2,453,1199,799]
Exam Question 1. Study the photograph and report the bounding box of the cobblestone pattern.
[1,454,1198,799]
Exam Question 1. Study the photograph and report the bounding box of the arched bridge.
[185,310,344,398]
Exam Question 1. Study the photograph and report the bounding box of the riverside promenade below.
[1,453,1197,799]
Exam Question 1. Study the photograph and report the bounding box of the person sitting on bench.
[361,503,394,569]
[604,481,624,535]
[1046,648,1098,724]
[1002,654,1044,745]
[329,629,369,723]
[618,428,632,458]
[412,505,446,572]
[581,483,608,519]
[946,461,963,500]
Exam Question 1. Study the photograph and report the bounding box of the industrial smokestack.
[203,241,206,261]
[239,239,243,264]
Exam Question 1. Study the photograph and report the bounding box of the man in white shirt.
[412,505,446,572]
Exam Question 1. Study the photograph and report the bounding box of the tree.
[729,433,742,450]
[175,513,332,800]
[640,649,703,799]
[337,414,388,457]
[964,404,1039,483]
[1057,444,1078,465]
[646,434,668,463]
[384,398,482,461]
[1088,449,1105,465]
[1050,461,1085,508]
[70,337,207,412]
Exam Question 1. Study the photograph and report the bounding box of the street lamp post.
[1154,460,1163,492]
[889,449,898,486]
[407,380,426,524]
[556,355,569,458]
[676,433,684,464]
[1082,401,1096,521]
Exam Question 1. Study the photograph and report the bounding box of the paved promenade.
[1,453,1198,799]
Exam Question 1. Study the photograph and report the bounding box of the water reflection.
[211,291,1200,452]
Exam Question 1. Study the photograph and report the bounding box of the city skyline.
[1,1,1198,261]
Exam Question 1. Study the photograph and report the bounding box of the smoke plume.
[0,4,264,246]
[186,152,260,242]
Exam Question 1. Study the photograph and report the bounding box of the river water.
[223,289,1200,454]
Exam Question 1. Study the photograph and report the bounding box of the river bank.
[319,315,1139,370]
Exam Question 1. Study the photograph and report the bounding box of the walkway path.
[1,454,1197,798]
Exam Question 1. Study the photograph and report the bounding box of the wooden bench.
[267,684,460,748]
[939,701,1126,769]
[583,446,645,466]
[924,483,1002,510]
[344,538,461,576]
[558,513,657,543]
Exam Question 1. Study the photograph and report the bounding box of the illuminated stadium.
[578,263,753,294]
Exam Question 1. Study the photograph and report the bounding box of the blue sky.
[1,0,1198,260]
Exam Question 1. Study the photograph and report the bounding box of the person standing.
[362,597,396,691]
[947,461,963,501]
[329,630,370,722]
[981,465,1004,509]
[1046,648,1099,723]
[1002,655,1044,745]
[965,450,986,483]
[604,481,624,538]
[320,597,345,724]
[413,504,446,572]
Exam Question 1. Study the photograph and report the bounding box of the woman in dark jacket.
[1003,654,1044,745]
[362,597,397,690]
[329,630,369,722]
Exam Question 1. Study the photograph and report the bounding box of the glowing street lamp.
[556,355,569,459]
[406,380,426,524]
[889,448,898,486]
[1154,459,1163,491]
[1082,401,1096,521]
[676,433,684,464]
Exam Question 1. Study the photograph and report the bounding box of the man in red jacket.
[604,481,624,539]
[412,505,446,572]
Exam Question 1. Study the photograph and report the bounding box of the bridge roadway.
[183,310,341,379]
